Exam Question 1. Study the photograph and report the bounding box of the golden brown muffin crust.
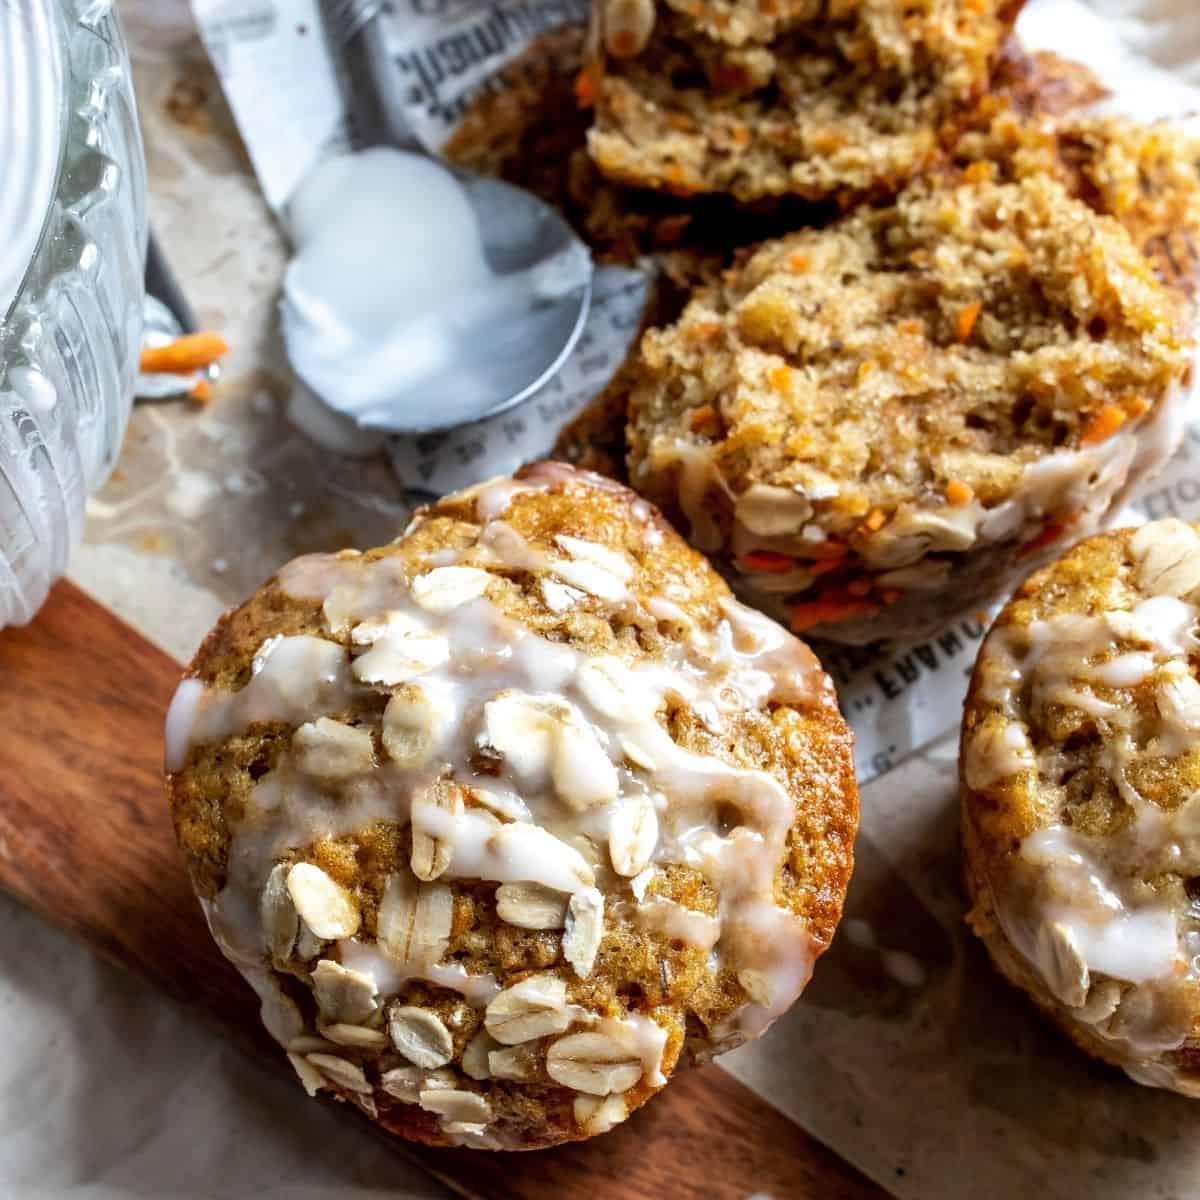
[962,522,1200,1095]
[167,463,858,1148]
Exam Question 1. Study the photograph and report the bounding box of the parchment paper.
[37,0,1200,1195]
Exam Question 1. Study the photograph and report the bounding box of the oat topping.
[286,864,361,941]
[485,974,573,1044]
[166,464,854,1146]
[388,1006,455,1069]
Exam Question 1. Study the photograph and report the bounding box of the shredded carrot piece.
[140,332,229,375]
[574,65,601,108]
[730,122,751,147]
[691,321,722,341]
[1017,519,1068,560]
[955,301,982,343]
[790,598,879,633]
[1080,404,1128,445]
[945,479,974,506]
[740,550,797,574]
[846,577,873,597]
[809,556,844,578]
[1125,395,1150,418]
[861,508,887,534]
[188,378,213,405]
[689,405,721,436]
[768,365,793,394]
[963,161,994,185]
[809,539,847,561]
[787,251,810,272]
[880,588,903,605]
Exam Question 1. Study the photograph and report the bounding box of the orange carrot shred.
[768,365,793,394]
[945,479,974,506]
[740,550,797,574]
[955,301,982,342]
[1081,404,1128,445]
[689,405,721,436]
[809,556,844,577]
[790,598,878,633]
[861,508,887,533]
[880,588,903,605]
[788,251,810,271]
[574,66,600,108]
[188,378,213,405]
[140,332,229,375]
[1017,519,1068,560]
[809,540,848,562]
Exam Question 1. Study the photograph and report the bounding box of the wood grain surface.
[0,581,888,1200]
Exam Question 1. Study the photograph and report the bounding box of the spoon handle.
[319,0,420,151]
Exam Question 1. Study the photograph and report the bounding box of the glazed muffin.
[584,0,1020,204]
[165,462,857,1149]
[625,173,1194,644]
[961,521,1200,1095]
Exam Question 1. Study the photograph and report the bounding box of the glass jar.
[0,0,147,628]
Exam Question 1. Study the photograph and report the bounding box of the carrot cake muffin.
[962,521,1200,1095]
[584,0,1021,203]
[164,462,857,1149]
[625,173,1194,644]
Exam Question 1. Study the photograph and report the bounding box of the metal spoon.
[283,0,593,436]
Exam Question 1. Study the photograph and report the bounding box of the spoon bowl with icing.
[279,5,594,436]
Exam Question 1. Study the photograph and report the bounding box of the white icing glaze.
[1020,828,1180,987]
[339,938,501,1007]
[969,520,1200,1085]
[636,898,722,951]
[166,636,357,775]
[169,470,833,1117]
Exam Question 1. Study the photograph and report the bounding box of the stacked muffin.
[560,0,1200,644]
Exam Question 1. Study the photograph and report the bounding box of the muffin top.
[962,521,1200,1090]
[586,0,1019,202]
[626,175,1192,585]
[166,462,857,1148]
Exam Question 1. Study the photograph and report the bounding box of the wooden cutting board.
[0,581,887,1200]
